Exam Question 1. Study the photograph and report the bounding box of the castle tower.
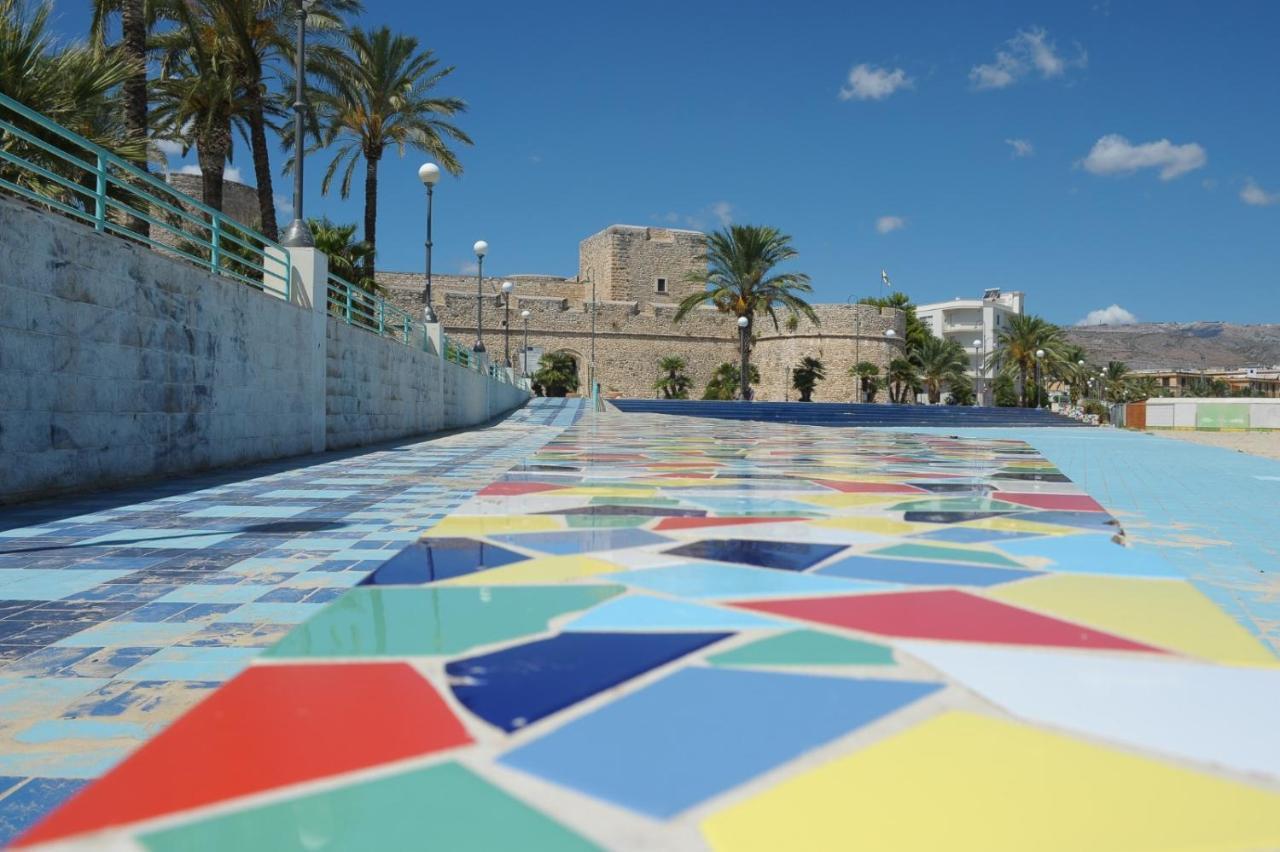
[578,225,706,304]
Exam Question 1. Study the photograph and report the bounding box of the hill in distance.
[1064,322,1280,371]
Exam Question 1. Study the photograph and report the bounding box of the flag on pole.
[881,269,891,289]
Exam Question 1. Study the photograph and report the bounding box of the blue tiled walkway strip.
[0,399,583,844]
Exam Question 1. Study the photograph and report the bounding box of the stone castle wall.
[578,225,705,304]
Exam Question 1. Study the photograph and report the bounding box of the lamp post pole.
[589,270,597,397]
[280,0,314,247]
[973,339,984,406]
[472,241,487,353]
[737,316,750,401]
[520,309,531,374]
[1034,349,1045,409]
[418,163,440,322]
[501,281,513,367]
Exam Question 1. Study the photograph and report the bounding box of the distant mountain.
[1064,322,1280,371]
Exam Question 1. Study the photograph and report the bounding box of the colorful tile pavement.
[14,411,1280,850]
[0,400,583,845]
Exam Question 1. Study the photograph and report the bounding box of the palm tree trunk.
[362,152,380,282]
[120,0,149,238]
[739,319,751,401]
[1019,364,1028,407]
[245,83,278,239]
[196,125,229,213]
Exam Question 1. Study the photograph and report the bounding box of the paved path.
[0,399,583,845]
[15,411,1280,850]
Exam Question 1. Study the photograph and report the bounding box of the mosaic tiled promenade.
[9,404,1280,849]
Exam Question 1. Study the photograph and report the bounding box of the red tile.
[479,482,565,496]
[653,516,808,531]
[733,590,1165,653]
[991,492,1107,512]
[652,472,715,479]
[813,480,927,494]
[17,663,471,847]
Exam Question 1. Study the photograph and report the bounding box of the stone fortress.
[379,225,905,401]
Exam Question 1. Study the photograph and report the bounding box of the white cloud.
[1005,138,1034,158]
[459,260,479,275]
[1077,304,1137,326]
[970,27,1086,90]
[174,163,245,183]
[875,215,906,235]
[1079,134,1206,181]
[653,202,735,231]
[273,193,293,216]
[1241,178,1280,206]
[710,201,734,226]
[839,64,913,101]
[154,138,184,157]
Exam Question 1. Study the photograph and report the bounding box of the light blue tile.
[16,719,150,744]
[603,562,897,600]
[276,538,362,551]
[563,593,791,632]
[216,602,322,624]
[0,569,134,601]
[0,526,63,538]
[77,528,240,550]
[224,557,321,575]
[182,505,319,519]
[0,746,131,779]
[55,621,200,648]
[325,549,404,562]
[153,584,279,605]
[0,678,110,713]
[261,489,358,499]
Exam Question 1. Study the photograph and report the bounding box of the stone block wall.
[0,195,529,504]
[579,225,705,304]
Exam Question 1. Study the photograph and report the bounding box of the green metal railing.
[0,92,290,298]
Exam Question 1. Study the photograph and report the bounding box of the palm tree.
[532,352,579,398]
[859,291,930,354]
[791,356,826,402]
[151,2,256,212]
[991,314,1067,407]
[850,361,880,403]
[308,216,376,289]
[306,25,471,279]
[886,357,920,404]
[654,356,692,399]
[1,0,145,200]
[911,336,969,404]
[1102,360,1131,404]
[702,362,760,401]
[674,225,817,401]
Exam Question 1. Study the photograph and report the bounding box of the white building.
[916,289,1024,402]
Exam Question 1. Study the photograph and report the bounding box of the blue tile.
[216,602,319,624]
[662,539,846,571]
[500,667,940,818]
[0,570,135,601]
[449,631,730,732]
[913,527,1041,544]
[114,602,193,622]
[818,555,1041,587]
[0,778,89,847]
[153,584,279,605]
[489,528,670,556]
[55,621,199,648]
[2,646,100,676]
[77,529,241,550]
[360,538,529,586]
[182,505,319,519]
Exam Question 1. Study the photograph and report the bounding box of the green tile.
[870,543,1025,568]
[139,762,600,852]
[707,630,894,667]
[264,585,623,659]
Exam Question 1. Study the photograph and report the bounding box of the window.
[656,277,667,293]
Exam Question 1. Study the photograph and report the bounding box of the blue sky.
[49,0,1280,325]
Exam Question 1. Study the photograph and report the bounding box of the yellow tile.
[987,574,1277,666]
[701,711,1280,852]
[961,517,1075,536]
[554,487,658,498]
[440,555,621,586]
[808,517,929,536]
[424,515,563,537]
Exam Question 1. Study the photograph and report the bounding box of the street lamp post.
[737,316,751,401]
[501,281,513,367]
[1034,348,1045,408]
[417,163,440,322]
[973,338,984,406]
[471,241,488,353]
[520,309,531,374]
[280,0,316,247]
[884,329,897,403]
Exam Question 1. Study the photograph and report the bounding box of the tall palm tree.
[1102,360,1131,403]
[674,225,817,401]
[991,314,1066,407]
[306,25,471,279]
[911,336,968,404]
[654,356,691,399]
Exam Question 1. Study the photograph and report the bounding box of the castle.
[379,225,905,401]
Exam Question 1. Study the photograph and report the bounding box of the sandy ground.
[1147,429,1280,461]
